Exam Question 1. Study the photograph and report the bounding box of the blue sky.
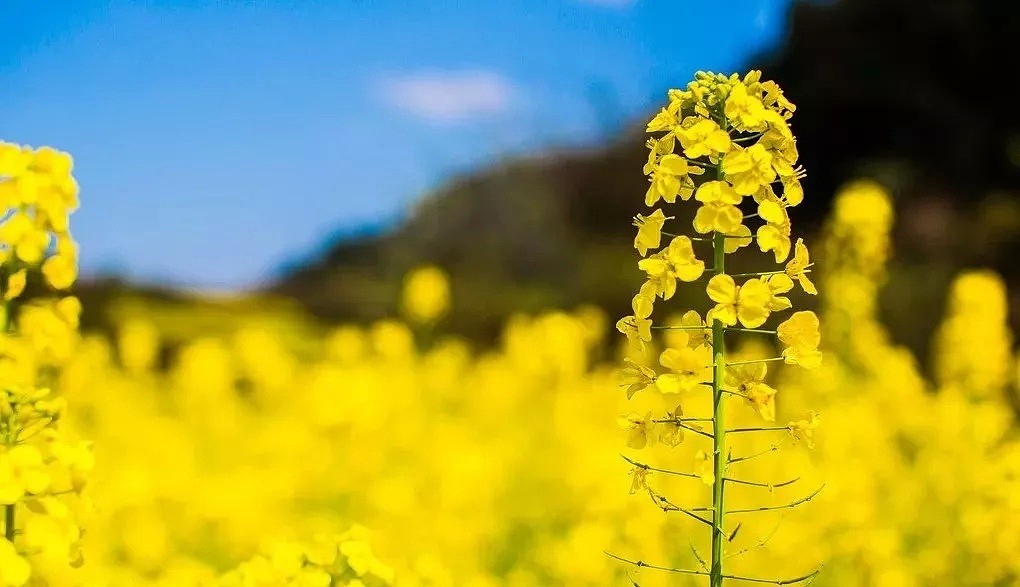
[1,0,790,289]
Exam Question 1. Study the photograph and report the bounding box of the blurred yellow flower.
[401,265,451,324]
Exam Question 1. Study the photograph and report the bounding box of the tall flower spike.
[0,140,91,583]
[613,72,823,587]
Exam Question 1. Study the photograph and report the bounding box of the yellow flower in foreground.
[657,344,712,394]
[777,311,823,369]
[657,404,686,447]
[721,143,776,196]
[724,81,768,131]
[620,412,655,450]
[42,253,77,291]
[628,466,650,495]
[676,118,732,160]
[664,310,710,349]
[0,212,50,264]
[619,359,656,400]
[785,238,817,294]
[764,273,794,312]
[725,363,777,421]
[693,181,743,234]
[616,283,655,348]
[706,275,771,328]
[0,445,51,504]
[645,105,678,133]
[756,199,792,262]
[723,224,753,253]
[645,154,693,206]
[788,411,820,449]
[638,236,705,299]
[633,209,667,256]
[615,315,652,349]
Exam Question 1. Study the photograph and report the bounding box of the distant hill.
[268,0,1020,356]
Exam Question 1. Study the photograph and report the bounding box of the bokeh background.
[3,1,1020,585]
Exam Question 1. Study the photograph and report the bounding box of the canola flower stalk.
[1,140,91,586]
[615,71,823,586]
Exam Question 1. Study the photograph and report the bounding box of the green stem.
[1,301,14,543]
[710,230,727,587]
[4,505,13,542]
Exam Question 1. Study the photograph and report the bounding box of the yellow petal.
[706,275,737,304]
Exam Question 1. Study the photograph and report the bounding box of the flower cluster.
[0,141,91,586]
[819,180,895,362]
[217,527,395,587]
[0,142,79,292]
[934,270,1013,398]
[615,71,823,585]
[31,251,1019,585]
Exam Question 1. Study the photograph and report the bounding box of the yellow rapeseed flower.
[620,412,655,450]
[725,363,777,421]
[706,275,771,328]
[777,311,823,370]
[693,180,743,234]
[721,143,776,196]
[645,154,694,206]
[638,236,705,299]
[785,238,817,294]
[633,209,667,256]
[657,344,712,394]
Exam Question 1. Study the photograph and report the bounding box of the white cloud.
[378,71,516,124]
[756,5,768,29]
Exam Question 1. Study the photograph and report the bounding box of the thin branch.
[652,419,714,439]
[723,567,824,585]
[646,488,718,529]
[732,132,764,143]
[606,552,823,585]
[728,426,789,434]
[724,476,800,489]
[604,551,709,577]
[720,388,749,398]
[725,357,785,367]
[728,441,787,464]
[690,543,710,572]
[725,518,783,560]
[621,455,699,480]
[725,327,777,334]
[727,484,825,514]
